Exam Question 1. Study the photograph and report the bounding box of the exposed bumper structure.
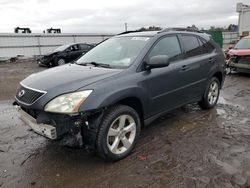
[15,104,104,150]
[228,60,250,73]
[18,107,57,139]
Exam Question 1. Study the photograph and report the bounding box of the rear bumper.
[18,107,57,139]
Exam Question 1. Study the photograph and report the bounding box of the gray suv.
[14,28,225,161]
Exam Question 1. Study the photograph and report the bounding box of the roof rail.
[158,28,203,34]
[117,30,142,35]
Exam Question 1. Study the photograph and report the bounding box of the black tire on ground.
[96,105,141,162]
[199,77,220,110]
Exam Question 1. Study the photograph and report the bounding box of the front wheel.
[96,105,141,161]
[199,77,220,109]
[57,58,66,66]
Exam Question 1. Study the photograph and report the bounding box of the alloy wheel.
[107,115,136,155]
[58,59,65,65]
[208,81,219,105]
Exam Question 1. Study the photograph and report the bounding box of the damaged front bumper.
[16,105,104,149]
[18,107,57,139]
[227,56,250,73]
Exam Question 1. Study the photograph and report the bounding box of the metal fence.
[0,33,115,58]
[0,31,240,58]
[222,32,239,49]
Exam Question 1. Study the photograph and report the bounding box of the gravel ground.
[0,61,250,188]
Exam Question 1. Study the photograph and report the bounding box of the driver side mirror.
[66,49,71,53]
[146,55,170,69]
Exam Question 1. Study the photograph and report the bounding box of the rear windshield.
[234,38,250,49]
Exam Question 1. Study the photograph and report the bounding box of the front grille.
[16,84,46,105]
[232,55,250,64]
[238,56,250,65]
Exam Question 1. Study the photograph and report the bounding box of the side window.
[148,36,182,62]
[80,44,88,50]
[198,38,215,53]
[181,35,202,58]
[70,44,79,51]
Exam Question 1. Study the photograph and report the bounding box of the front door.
[141,34,204,117]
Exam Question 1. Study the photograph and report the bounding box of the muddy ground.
[0,61,250,188]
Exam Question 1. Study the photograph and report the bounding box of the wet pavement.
[0,62,250,188]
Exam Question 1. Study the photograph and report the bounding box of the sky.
[0,0,249,33]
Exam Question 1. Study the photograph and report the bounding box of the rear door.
[67,44,82,62]
[80,44,92,54]
[178,34,213,99]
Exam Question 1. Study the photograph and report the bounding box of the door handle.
[181,65,189,71]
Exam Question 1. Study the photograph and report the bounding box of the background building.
[0,33,114,58]
[237,3,250,37]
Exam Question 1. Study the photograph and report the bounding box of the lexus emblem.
[18,90,25,98]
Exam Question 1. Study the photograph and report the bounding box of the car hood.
[229,49,250,56]
[21,64,123,93]
[43,52,57,57]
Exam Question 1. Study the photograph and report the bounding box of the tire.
[96,105,141,161]
[57,58,66,66]
[199,77,220,109]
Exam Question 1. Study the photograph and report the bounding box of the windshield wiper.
[79,62,111,68]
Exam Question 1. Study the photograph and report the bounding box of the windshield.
[234,38,250,49]
[53,44,70,52]
[76,36,151,68]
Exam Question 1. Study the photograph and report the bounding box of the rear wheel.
[199,77,220,109]
[96,105,141,161]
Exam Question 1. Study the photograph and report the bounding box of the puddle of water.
[218,97,245,111]
[180,122,198,133]
[216,109,226,116]
[239,118,250,124]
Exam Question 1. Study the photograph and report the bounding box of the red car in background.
[226,36,250,74]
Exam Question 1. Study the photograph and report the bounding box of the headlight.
[44,90,92,114]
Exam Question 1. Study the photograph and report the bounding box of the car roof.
[117,29,210,41]
[243,36,250,39]
[66,43,91,46]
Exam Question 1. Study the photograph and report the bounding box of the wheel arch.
[112,97,144,126]
[212,71,223,88]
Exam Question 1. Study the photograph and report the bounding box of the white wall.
[0,33,115,58]
[237,3,250,36]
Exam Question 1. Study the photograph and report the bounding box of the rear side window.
[80,44,91,50]
[148,36,182,62]
[198,38,215,53]
[181,35,202,58]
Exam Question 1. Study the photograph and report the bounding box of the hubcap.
[58,59,65,65]
[208,81,219,105]
[107,115,136,155]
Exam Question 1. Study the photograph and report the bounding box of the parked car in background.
[15,28,225,161]
[37,43,94,67]
[226,36,250,74]
[224,41,237,59]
